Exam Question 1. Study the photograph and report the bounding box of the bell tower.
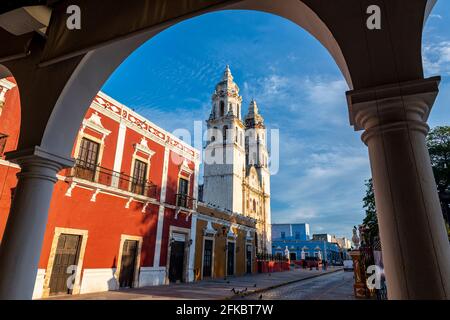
[245,99,272,252]
[203,66,246,213]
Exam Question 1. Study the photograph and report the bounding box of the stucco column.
[187,213,198,282]
[0,147,73,300]
[347,77,450,300]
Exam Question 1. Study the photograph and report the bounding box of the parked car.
[304,256,322,269]
[343,259,354,271]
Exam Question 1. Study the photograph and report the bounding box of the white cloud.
[423,41,450,76]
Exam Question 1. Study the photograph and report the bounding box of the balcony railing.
[68,159,158,199]
[175,193,195,210]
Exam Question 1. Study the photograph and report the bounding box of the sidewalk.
[46,267,343,300]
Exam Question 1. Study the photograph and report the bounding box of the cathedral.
[202,66,272,254]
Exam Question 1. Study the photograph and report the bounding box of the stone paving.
[242,269,355,300]
[46,267,344,300]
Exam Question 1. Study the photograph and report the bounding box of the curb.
[226,268,344,300]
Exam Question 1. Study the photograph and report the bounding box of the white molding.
[91,93,199,161]
[111,121,127,187]
[153,147,170,268]
[82,112,111,139]
[32,269,46,299]
[0,159,20,169]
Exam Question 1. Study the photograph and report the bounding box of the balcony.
[175,193,195,210]
[67,159,158,199]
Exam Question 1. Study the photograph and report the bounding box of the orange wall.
[0,77,21,155]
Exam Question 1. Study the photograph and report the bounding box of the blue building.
[271,224,343,265]
[271,223,310,241]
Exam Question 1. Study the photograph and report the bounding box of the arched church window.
[253,199,256,212]
[220,101,225,116]
[235,127,238,143]
[237,104,240,119]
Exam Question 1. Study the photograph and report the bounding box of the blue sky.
[103,3,450,239]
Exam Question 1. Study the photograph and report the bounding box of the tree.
[427,126,450,238]
[361,126,450,243]
[362,178,378,245]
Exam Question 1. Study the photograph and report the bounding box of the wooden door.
[49,234,81,295]
[246,244,252,274]
[119,240,138,288]
[227,242,235,276]
[169,241,185,283]
[202,239,213,278]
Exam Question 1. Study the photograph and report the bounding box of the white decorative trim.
[153,147,170,268]
[65,181,77,197]
[0,78,16,111]
[134,137,155,157]
[92,91,200,161]
[0,159,20,169]
[142,201,150,213]
[32,269,46,299]
[125,197,133,208]
[179,158,194,176]
[79,268,118,294]
[90,188,101,202]
[111,122,127,187]
[82,112,111,139]
[64,177,158,204]
[138,267,166,287]
[203,220,217,236]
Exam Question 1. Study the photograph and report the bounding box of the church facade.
[201,66,272,254]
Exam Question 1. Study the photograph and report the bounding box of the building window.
[295,232,300,240]
[223,125,228,144]
[281,232,285,239]
[177,177,189,208]
[220,101,225,116]
[0,133,7,157]
[235,127,238,143]
[75,137,100,181]
[131,159,148,195]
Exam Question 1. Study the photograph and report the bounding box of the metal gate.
[202,239,213,278]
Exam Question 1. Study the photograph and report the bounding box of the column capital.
[5,146,74,182]
[346,77,441,144]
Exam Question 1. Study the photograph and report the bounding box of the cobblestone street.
[45,268,347,300]
[242,270,355,300]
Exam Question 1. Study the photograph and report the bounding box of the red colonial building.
[0,77,200,298]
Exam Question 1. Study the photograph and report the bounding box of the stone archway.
[0,0,448,299]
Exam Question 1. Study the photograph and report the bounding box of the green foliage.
[361,126,450,243]
[362,178,378,244]
[426,126,450,193]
